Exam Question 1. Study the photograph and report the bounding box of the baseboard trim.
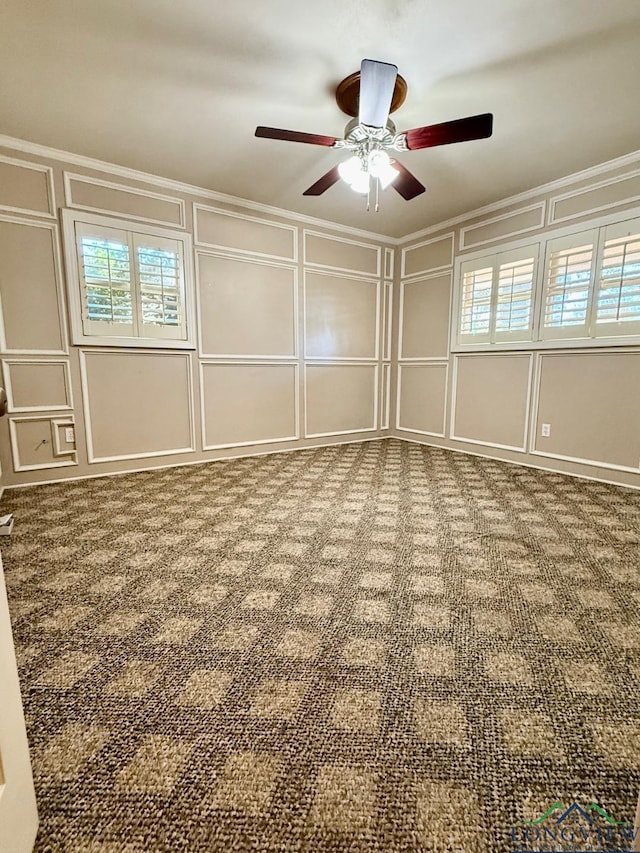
[394,432,640,492]
[3,434,392,491]
[5,430,639,494]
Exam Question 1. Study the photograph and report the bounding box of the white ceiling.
[2,0,640,238]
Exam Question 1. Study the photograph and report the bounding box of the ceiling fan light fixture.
[368,150,399,188]
[350,170,371,194]
[338,155,365,185]
[377,164,399,190]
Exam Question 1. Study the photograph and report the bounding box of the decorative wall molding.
[195,249,298,360]
[382,281,393,362]
[527,350,640,473]
[458,202,546,251]
[303,229,382,278]
[0,153,55,219]
[0,214,69,356]
[199,360,300,451]
[194,203,298,263]
[8,415,78,472]
[1,133,640,247]
[384,247,394,279]
[2,358,73,413]
[401,232,455,278]
[381,363,391,430]
[399,151,640,246]
[63,172,186,228]
[449,353,534,453]
[548,167,640,226]
[79,349,196,464]
[303,362,379,439]
[302,269,381,362]
[395,362,449,438]
[398,271,452,362]
[51,417,76,458]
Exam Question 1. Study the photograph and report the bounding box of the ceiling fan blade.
[303,166,341,196]
[392,161,426,201]
[358,59,398,129]
[255,126,338,147]
[404,113,493,150]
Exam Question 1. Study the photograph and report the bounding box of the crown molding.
[0,133,393,245]
[399,148,640,246]
[1,133,639,247]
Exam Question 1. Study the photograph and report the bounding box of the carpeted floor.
[3,438,640,852]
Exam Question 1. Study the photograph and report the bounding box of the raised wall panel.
[382,282,392,361]
[9,417,77,471]
[201,362,297,449]
[198,254,296,357]
[402,233,454,277]
[550,170,640,224]
[305,364,377,437]
[381,363,391,430]
[65,174,184,227]
[397,364,447,436]
[452,354,532,451]
[0,218,66,354]
[51,418,76,457]
[384,248,394,279]
[3,360,72,412]
[460,204,545,250]
[194,205,296,261]
[0,156,53,217]
[81,351,194,462]
[533,352,640,470]
[400,273,451,359]
[304,231,380,277]
[305,272,378,359]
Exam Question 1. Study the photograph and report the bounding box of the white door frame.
[0,554,38,853]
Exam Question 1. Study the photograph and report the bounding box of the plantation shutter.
[133,233,186,340]
[458,260,493,344]
[594,217,640,337]
[76,223,135,338]
[542,229,597,340]
[494,246,537,342]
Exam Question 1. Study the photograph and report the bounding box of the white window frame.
[62,209,196,349]
[456,243,541,347]
[593,217,640,338]
[451,204,640,352]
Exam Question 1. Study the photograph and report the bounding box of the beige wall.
[394,152,640,490]
[1,133,639,490]
[0,139,392,487]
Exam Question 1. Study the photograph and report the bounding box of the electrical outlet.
[541,423,551,438]
[64,427,75,444]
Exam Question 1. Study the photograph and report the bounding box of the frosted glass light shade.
[350,171,371,194]
[338,156,364,185]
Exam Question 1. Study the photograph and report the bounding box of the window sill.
[71,335,196,350]
[451,336,640,354]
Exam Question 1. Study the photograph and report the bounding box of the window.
[541,230,596,340]
[595,218,640,336]
[453,213,640,350]
[458,246,538,345]
[63,211,194,348]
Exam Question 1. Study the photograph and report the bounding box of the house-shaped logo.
[511,801,637,852]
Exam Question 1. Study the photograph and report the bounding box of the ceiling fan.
[255,59,493,209]
[256,59,493,210]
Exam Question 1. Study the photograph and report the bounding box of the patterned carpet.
[3,438,640,852]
